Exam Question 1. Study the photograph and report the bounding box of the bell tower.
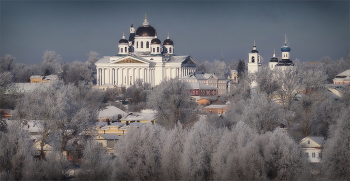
[248,41,261,74]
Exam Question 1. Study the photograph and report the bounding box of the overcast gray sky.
[1,1,349,65]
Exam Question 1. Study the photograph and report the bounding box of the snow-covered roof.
[22,120,44,133]
[98,106,127,119]
[96,122,107,128]
[204,105,227,109]
[30,75,43,79]
[308,136,325,146]
[336,69,350,77]
[10,83,50,93]
[122,111,156,122]
[98,134,121,140]
[166,55,190,63]
[109,122,126,127]
[189,82,217,90]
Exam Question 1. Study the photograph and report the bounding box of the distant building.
[30,74,59,83]
[188,82,218,101]
[203,104,228,114]
[299,136,325,163]
[228,70,238,83]
[180,73,227,95]
[333,69,350,84]
[95,15,197,88]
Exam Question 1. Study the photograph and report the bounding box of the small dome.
[281,44,291,52]
[151,38,161,44]
[270,57,278,62]
[119,38,128,44]
[163,38,174,45]
[136,26,156,36]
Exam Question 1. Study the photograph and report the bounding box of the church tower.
[118,32,129,55]
[128,21,135,46]
[248,41,261,74]
[269,50,278,70]
[276,34,294,67]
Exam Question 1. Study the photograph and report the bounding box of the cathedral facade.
[95,15,197,87]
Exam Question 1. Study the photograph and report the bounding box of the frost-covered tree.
[181,121,223,180]
[111,124,163,180]
[61,61,92,85]
[212,121,256,180]
[322,109,350,180]
[78,140,112,180]
[0,72,16,109]
[254,66,280,102]
[86,51,100,72]
[41,50,62,76]
[148,79,198,129]
[15,81,97,159]
[0,121,33,181]
[0,54,16,73]
[240,94,284,134]
[160,123,186,180]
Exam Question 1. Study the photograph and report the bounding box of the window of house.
[312,152,315,158]
[153,48,155,52]
[306,153,309,158]
[121,48,123,53]
[169,47,172,53]
[125,47,127,52]
[146,41,149,48]
[157,47,159,52]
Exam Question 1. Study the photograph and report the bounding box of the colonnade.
[97,66,196,87]
[97,67,155,86]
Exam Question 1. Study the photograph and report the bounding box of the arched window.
[169,47,172,53]
[252,56,255,63]
[121,48,123,53]
[153,48,155,52]
[146,41,149,48]
[157,47,159,52]
[125,47,127,53]
[141,41,143,48]
[137,42,138,48]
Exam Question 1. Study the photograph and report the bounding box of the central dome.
[136,26,156,37]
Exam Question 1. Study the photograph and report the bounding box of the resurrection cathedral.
[95,15,197,87]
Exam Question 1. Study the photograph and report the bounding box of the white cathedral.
[95,15,197,87]
[247,35,294,74]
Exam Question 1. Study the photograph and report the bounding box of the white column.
[102,68,105,85]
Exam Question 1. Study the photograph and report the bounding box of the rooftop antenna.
[285,34,289,46]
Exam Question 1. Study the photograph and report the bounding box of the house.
[299,136,325,163]
[30,74,59,83]
[188,82,218,101]
[333,69,350,84]
[0,109,13,118]
[180,73,227,95]
[96,134,121,153]
[203,104,228,114]
[197,98,211,105]
[98,106,127,122]
[120,109,156,125]
[228,70,238,83]
[96,122,127,136]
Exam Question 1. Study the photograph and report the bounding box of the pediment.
[182,56,197,65]
[110,57,148,64]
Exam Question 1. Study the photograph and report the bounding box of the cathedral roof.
[151,38,161,44]
[119,38,128,44]
[163,38,174,45]
[270,57,278,62]
[281,44,291,52]
[136,26,156,36]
